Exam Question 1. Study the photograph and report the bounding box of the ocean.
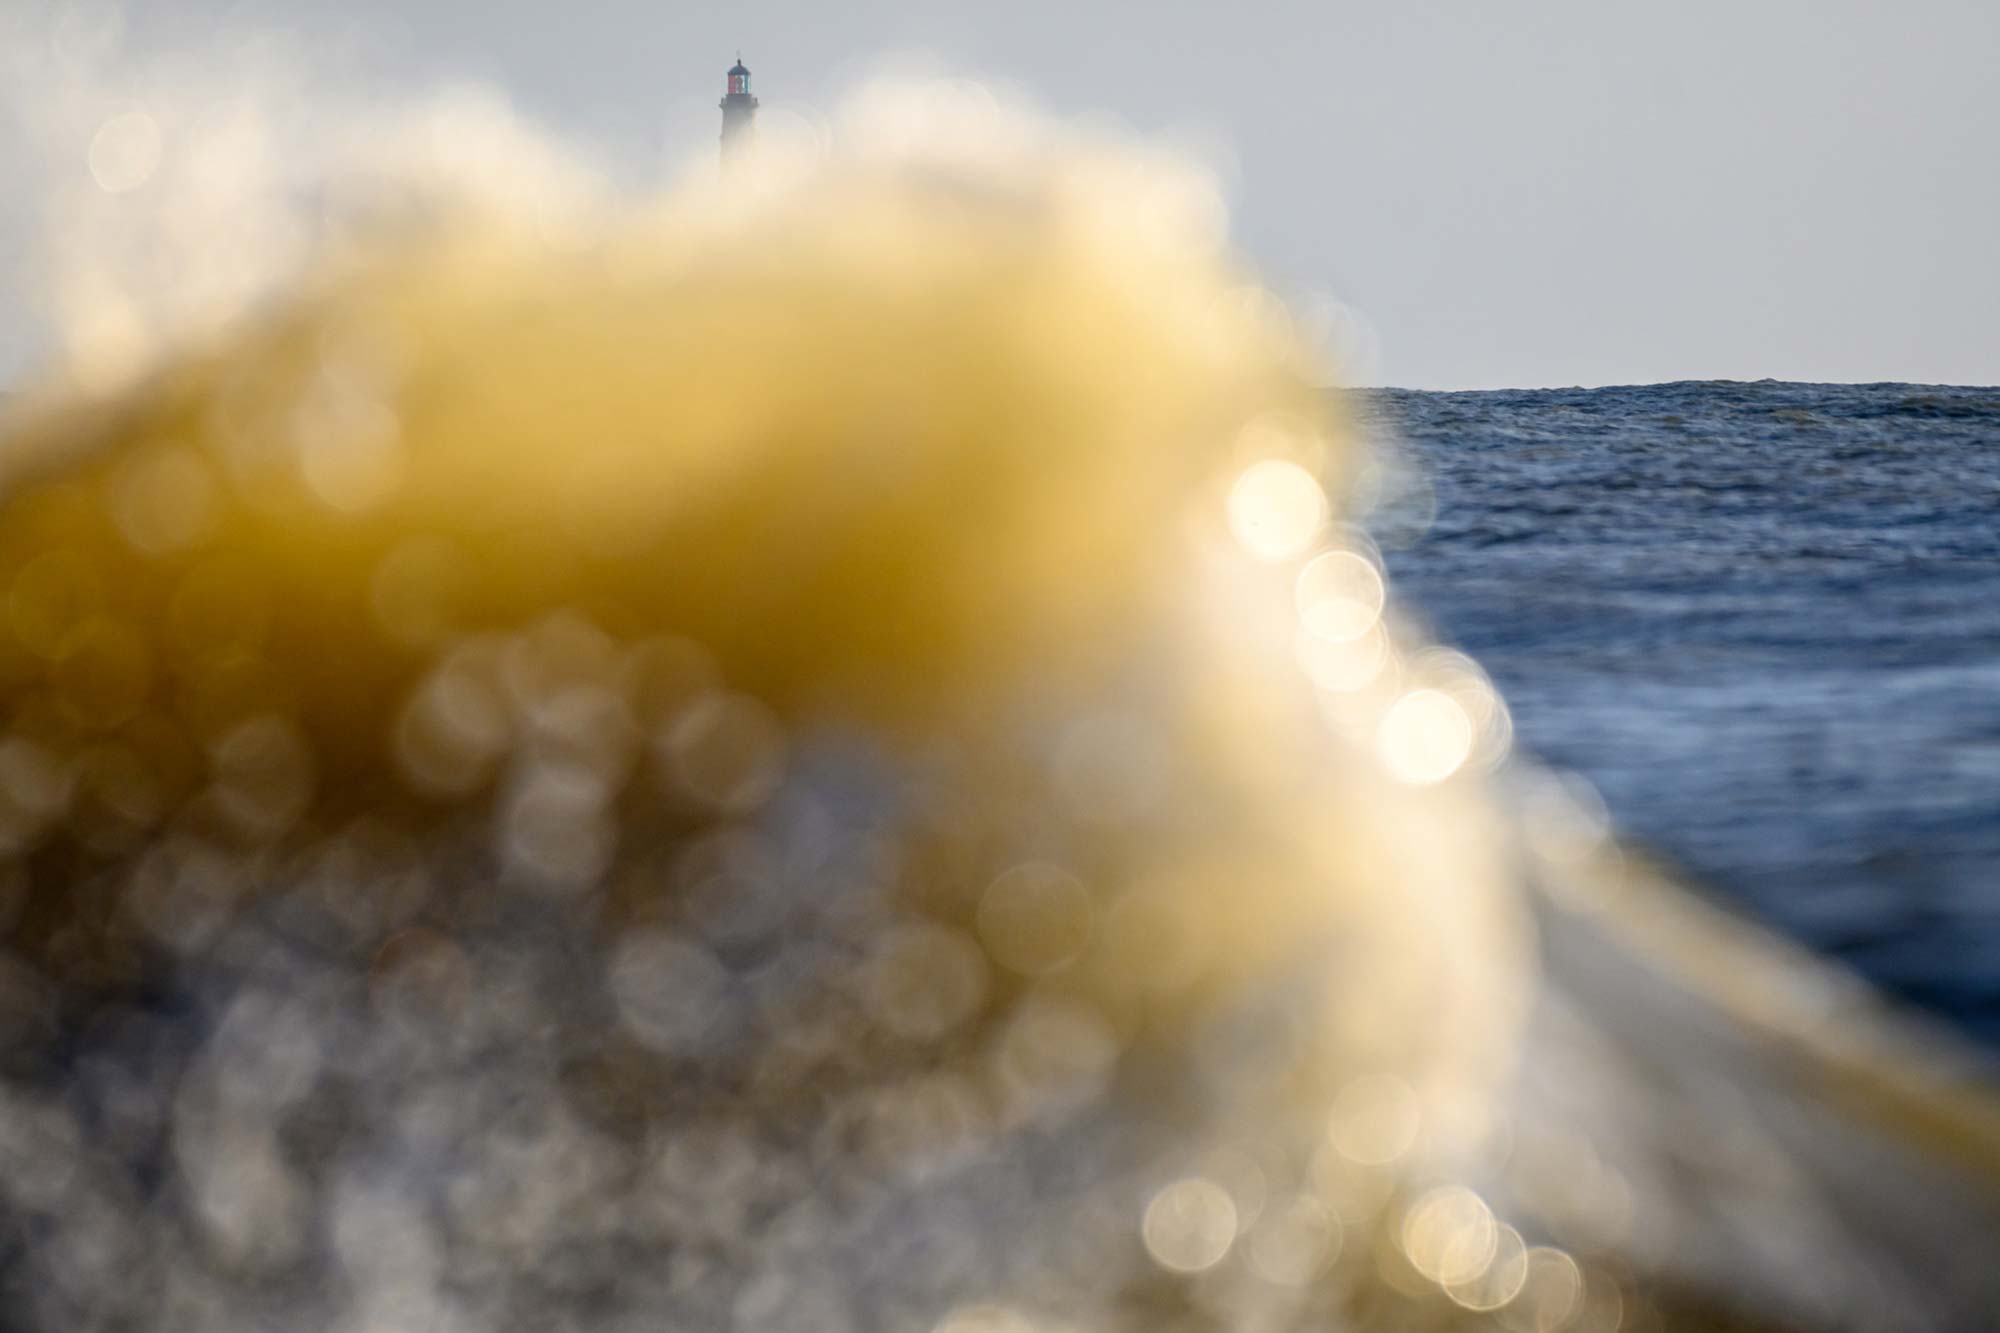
[1360,380,2000,1047]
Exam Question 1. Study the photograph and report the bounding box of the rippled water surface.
[1362,381,2000,1045]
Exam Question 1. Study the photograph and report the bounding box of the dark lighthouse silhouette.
[720,56,758,164]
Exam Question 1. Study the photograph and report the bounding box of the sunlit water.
[1365,380,2000,1045]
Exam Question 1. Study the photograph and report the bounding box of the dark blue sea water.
[1359,381,2000,1046]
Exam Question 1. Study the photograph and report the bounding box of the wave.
[0,64,1995,1333]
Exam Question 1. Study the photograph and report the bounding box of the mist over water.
[1368,380,2000,1044]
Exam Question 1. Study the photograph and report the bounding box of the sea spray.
[0,60,1558,1331]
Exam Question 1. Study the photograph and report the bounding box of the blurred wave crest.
[0,58,1562,1330]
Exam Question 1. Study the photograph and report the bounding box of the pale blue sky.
[4,0,1997,388]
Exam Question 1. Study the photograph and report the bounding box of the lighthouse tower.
[720,57,758,165]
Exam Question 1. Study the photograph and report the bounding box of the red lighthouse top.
[727,59,752,98]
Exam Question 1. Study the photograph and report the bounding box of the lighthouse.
[720,57,758,165]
